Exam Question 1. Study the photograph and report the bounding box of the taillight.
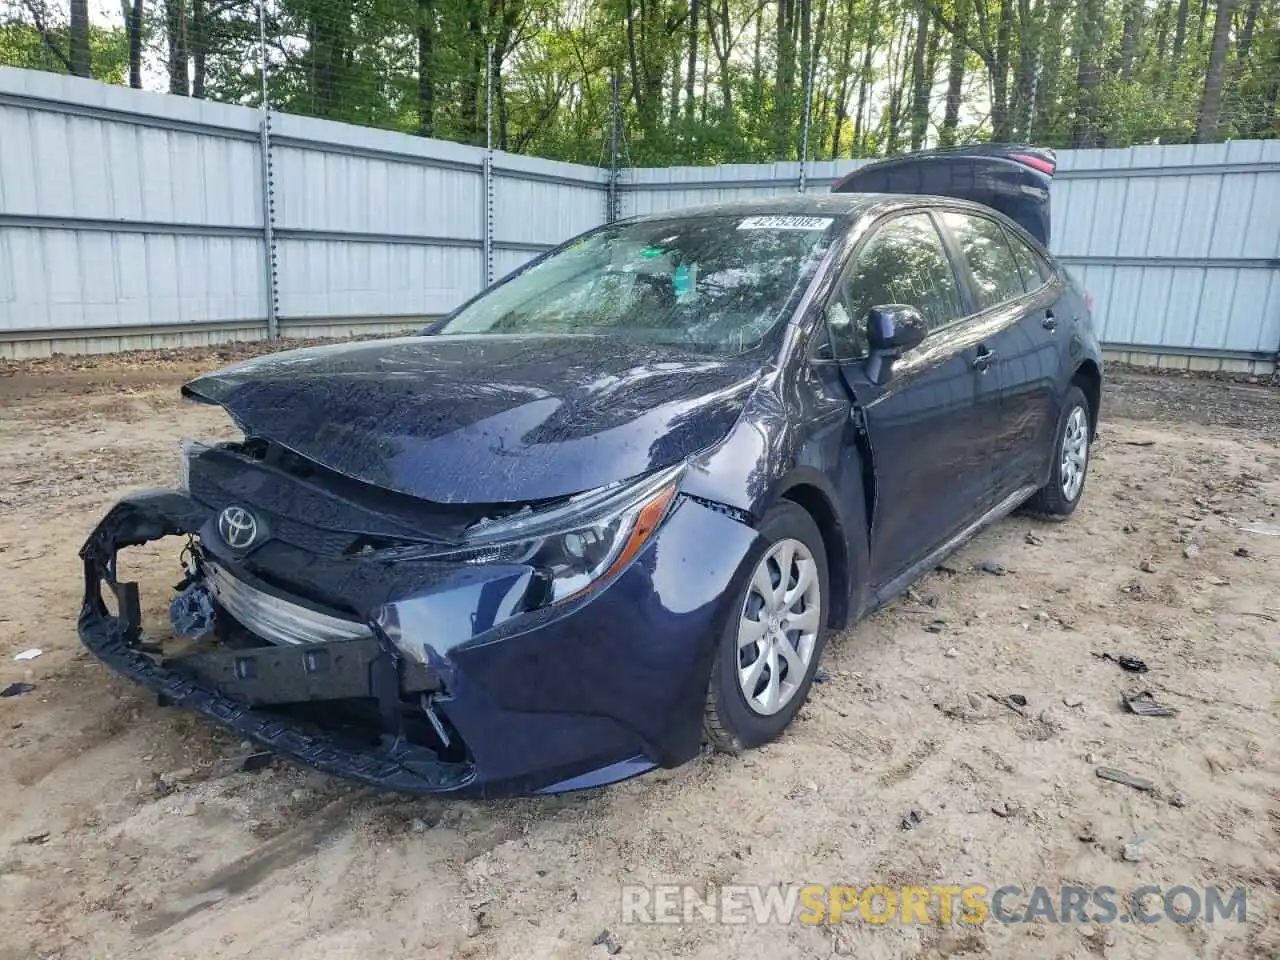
[1011,152,1056,176]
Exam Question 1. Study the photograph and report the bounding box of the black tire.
[704,501,830,754]
[1023,384,1091,521]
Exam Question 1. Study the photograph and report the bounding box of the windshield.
[437,214,839,354]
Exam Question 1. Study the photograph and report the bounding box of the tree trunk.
[685,0,700,124]
[1011,0,1036,139]
[752,0,764,115]
[190,0,206,98]
[941,0,968,146]
[1196,0,1239,141]
[124,0,143,89]
[1032,0,1065,138]
[418,0,435,135]
[166,0,188,95]
[310,4,348,119]
[1173,0,1189,59]
[909,0,931,150]
[774,0,798,157]
[1236,0,1261,61]
[668,51,681,128]
[831,1,857,156]
[627,0,645,117]
[710,0,733,114]
[1117,0,1142,80]
[69,0,91,77]
[853,0,880,154]
[1072,0,1104,146]
[991,0,1013,140]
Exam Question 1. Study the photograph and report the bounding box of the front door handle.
[1042,311,1059,332]
[972,346,998,372]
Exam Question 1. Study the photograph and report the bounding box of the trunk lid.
[831,144,1057,247]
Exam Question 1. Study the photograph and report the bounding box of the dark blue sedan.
[78,146,1102,796]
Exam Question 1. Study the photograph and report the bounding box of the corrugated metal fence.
[2,67,1278,370]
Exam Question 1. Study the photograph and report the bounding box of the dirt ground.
[1,347,1278,960]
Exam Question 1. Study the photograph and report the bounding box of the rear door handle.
[972,346,998,371]
[1042,311,1059,332]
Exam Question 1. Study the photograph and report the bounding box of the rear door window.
[826,213,966,358]
[939,212,1027,310]
[1006,230,1055,290]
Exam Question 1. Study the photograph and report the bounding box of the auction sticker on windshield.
[737,216,834,231]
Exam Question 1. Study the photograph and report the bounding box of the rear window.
[939,212,1027,310]
[1006,231,1055,290]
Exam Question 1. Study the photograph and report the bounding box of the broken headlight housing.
[177,439,214,492]
[386,463,683,605]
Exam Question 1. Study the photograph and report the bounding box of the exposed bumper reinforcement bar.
[165,636,440,707]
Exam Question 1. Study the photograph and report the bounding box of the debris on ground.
[20,830,50,845]
[991,800,1021,818]
[1,682,35,698]
[1183,543,1201,559]
[1096,767,1156,792]
[1123,690,1178,717]
[593,929,622,955]
[924,619,947,633]
[1120,439,1156,447]
[1024,532,1044,546]
[1063,695,1084,708]
[1094,652,1149,673]
[1242,523,1280,537]
[988,693,1028,716]
[1120,581,1143,595]
[900,809,923,830]
[1139,558,1157,573]
[978,561,1008,576]
[944,647,959,658]
[225,751,274,774]
[812,668,831,684]
[1122,837,1146,862]
[12,648,42,661]
[1235,546,1250,557]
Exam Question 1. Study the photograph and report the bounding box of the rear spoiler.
[831,145,1057,247]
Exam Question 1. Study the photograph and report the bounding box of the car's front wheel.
[704,502,829,753]
[1024,384,1092,520]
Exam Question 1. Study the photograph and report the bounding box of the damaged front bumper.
[78,489,760,797]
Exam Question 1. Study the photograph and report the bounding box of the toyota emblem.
[217,505,259,550]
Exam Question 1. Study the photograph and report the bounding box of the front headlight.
[393,463,683,605]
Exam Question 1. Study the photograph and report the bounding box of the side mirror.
[865,304,927,384]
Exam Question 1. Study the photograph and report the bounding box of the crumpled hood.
[182,334,761,504]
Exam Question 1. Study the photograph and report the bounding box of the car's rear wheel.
[1023,384,1091,520]
[704,502,829,753]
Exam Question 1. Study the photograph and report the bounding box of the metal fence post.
[798,50,815,193]
[608,72,621,223]
[257,0,279,338]
[482,42,495,289]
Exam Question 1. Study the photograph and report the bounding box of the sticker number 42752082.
[737,216,834,231]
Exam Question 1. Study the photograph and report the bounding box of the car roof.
[625,191,1048,251]
[627,192,885,223]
